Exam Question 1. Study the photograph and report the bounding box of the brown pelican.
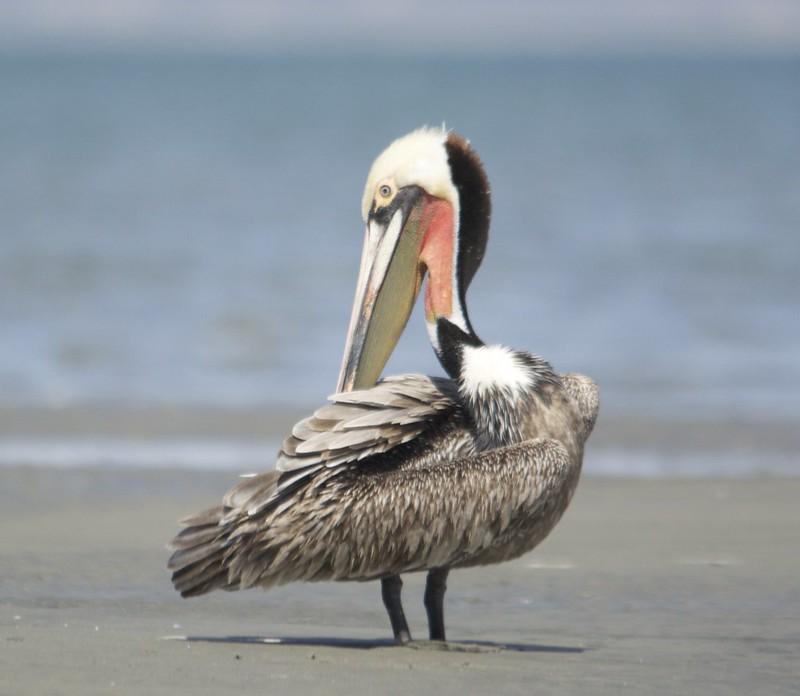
[168,127,599,644]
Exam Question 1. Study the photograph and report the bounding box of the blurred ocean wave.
[1,438,796,477]
[1,53,798,435]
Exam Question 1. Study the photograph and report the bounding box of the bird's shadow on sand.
[166,634,584,654]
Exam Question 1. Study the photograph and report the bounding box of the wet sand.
[1,467,798,695]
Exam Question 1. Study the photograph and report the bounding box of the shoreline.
[0,404,797,477]
[2,403,798,448]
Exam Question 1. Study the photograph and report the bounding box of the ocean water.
[1,54,798,473]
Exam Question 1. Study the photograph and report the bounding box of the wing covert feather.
[276,374,460,474]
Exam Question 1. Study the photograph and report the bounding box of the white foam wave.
[0,439,280,470]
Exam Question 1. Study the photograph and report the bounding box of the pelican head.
[337,127,490,392]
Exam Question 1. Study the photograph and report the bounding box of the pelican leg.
[424,567,450,641]
[381,575,412,644]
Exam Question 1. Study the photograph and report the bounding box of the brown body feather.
[168,370,598,598]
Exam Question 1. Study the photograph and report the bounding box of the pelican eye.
[378,184,392,198]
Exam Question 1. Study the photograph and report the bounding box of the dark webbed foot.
[424,567,450,641]
[381,575,412,644]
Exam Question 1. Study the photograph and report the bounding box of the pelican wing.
[182,374,467,532]
[276,373,460,473]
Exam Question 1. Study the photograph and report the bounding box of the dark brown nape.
[444,132,491,297]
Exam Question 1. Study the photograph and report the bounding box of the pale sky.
[2,0,799,54]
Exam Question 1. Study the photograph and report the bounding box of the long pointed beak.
[336,191,429,392]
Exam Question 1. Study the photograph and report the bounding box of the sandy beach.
[1,466,797,695]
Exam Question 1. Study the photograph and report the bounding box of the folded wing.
[277,373,461,472]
